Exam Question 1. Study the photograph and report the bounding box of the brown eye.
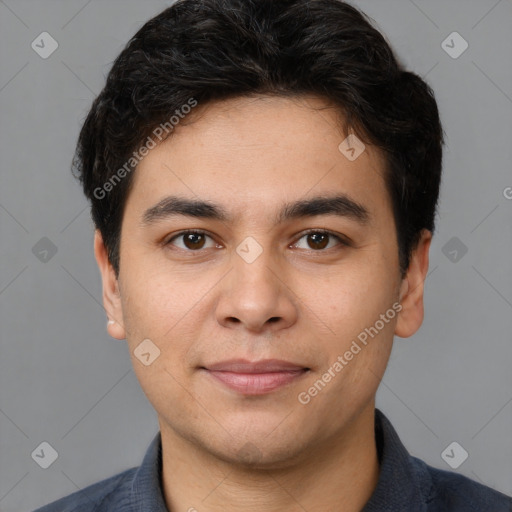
[307,233,329,250]
[294,231,346,251]
[167,231,216,251]
[183,233,206,250]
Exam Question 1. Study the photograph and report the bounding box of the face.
[96,95,430,468]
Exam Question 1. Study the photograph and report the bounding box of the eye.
[166,230,219,251]
[293,230,348,251]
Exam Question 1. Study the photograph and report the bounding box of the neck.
[159,403,380,512]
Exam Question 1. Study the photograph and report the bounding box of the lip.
[204,358,307,373]
[201,359,310,395]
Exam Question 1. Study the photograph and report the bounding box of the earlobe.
[93,230,126,340]
[106,318,125,340]
[394,230,432,339]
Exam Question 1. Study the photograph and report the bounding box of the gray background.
[0,0,511,510]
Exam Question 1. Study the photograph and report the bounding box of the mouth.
[200,359,310,395]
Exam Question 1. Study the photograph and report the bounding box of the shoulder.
[33,467,137,512]
[411,456,512,512]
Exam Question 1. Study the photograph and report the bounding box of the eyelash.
[164,229,350,252]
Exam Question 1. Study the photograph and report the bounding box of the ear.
[94,230,126,340]
[395,229,432,338]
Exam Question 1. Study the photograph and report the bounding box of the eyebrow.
[141,194,370,226]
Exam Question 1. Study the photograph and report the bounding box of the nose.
[215,249,298,334]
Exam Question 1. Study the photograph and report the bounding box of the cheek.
[119,262,210,341]
[120,274,202,407]
[118,265,222,393]
[302,260,396,331]
[297,256,398,382]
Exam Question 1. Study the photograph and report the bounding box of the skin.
[95,95,431,512]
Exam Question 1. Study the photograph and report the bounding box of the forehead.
[125,95,390,222]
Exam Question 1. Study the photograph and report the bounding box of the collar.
[131,429,168,512]
[130,408,431,511]
[362,409,432,511]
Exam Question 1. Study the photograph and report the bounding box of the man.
[35,0,512,510]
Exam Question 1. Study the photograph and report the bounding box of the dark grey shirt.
[34,409,512,511]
